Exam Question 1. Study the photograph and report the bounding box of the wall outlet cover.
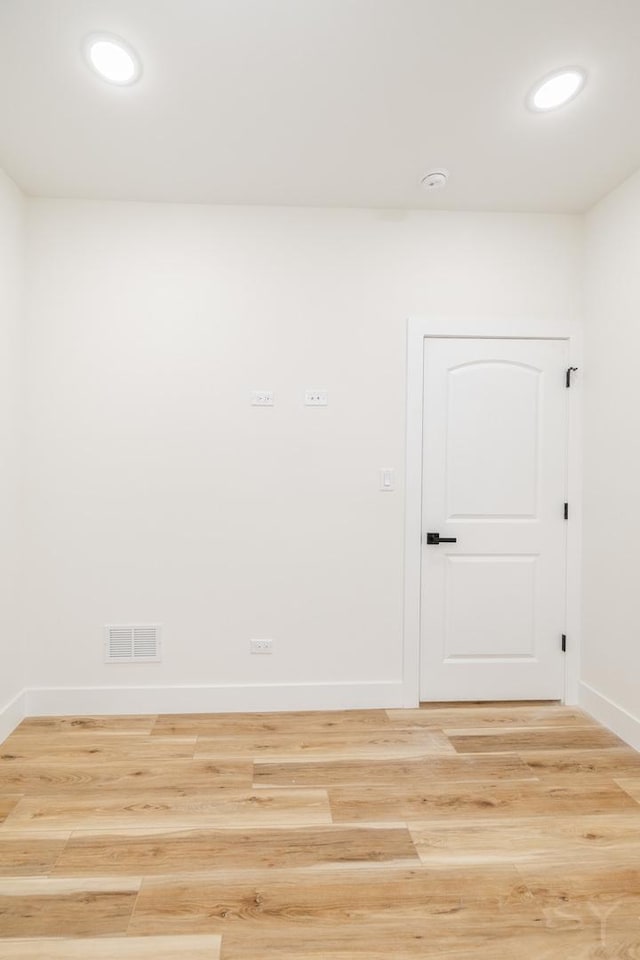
[305,390,328,406]
[250,638,273,654]
[251,390,274,406]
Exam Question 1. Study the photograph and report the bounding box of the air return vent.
[104,624,162,663]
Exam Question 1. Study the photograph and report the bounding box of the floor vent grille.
[104,624,162,663]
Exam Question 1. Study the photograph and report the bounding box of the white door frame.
[402,316,583,707]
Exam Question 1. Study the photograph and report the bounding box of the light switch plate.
[380,468,395,491]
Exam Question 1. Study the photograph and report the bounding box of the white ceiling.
[1,0,640,212]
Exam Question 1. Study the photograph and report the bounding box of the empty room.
[1,0,640,957]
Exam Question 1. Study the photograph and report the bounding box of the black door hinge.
[566,367,578,388]
[561,634,567,653]
[564,502,569,520]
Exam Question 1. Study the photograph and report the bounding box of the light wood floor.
[1,703,640,958]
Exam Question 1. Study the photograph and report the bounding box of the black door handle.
[426,532,457,545]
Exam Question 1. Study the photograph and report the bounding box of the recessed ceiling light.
[421,169,449,190]
[84,33,142,86]
[527,67,586,112]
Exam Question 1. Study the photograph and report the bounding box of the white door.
[420,338,569,701]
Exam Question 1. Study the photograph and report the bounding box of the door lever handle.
[426,532,457,545]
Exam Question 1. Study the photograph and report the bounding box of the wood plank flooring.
[1,703,639,957]
[0,936,221,959]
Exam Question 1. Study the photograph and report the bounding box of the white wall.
[0,169,25,735]
[23,200,582,713]
[581,169,640,747]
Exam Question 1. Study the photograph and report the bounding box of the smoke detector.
[421,169,449,191]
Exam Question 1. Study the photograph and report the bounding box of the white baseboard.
[25,681,406,717]
[579,682,640,752]
[0,688,27,742]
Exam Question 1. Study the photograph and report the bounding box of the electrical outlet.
[250,638,273,654]
[305,390,328,406]
[251,390,274,406]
